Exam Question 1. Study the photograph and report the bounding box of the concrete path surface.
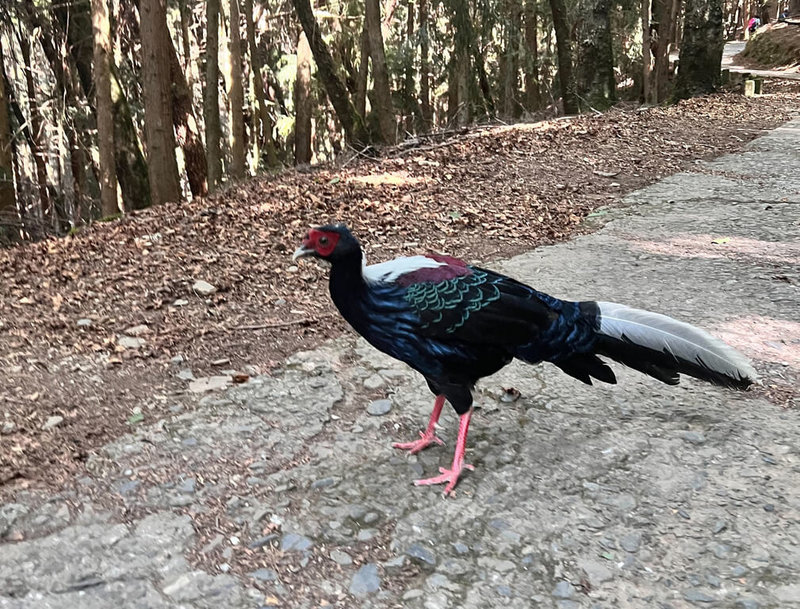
[722,40,800,80]
[1,121,799,609]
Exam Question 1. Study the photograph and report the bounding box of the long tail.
[590,301,757,389]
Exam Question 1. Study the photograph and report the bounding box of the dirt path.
[1,119,798,609]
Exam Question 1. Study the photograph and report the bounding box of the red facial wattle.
[307,229,339,257]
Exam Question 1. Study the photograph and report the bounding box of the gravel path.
[1,120,799,609]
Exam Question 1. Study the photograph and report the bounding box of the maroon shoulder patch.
[396,257,473,287]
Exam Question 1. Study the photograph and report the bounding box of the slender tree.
[291,0,369,145]
[642,0,652,103]
[548,0,578,113]
[295,31,313,164]
[92,0,118,217]
[575,0,616,110]
[0,42,16,234]
[674,0,724,100]
[205,0,223,190]
[365,0,396,143]
[228,0,247,178]
[418,0,432,129]
[140,0,181,205]
[502,0,523,117]
[523,0,541,112]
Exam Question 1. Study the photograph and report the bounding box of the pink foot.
[392,430,445,454]
[414,462,475,496]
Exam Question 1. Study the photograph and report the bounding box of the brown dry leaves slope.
[1,89,799,494]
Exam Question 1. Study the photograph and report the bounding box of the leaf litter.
[1,89,799,495]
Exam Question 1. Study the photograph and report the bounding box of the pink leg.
[392,395,446,454]
[414,409,475,496]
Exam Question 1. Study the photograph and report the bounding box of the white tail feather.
[597,302,758,384]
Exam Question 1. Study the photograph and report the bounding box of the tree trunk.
[674,0,724,99]
[17,29,51,219]
[178,0,195,88]
[418,0,432,129]
[205,0,223,190]
[403,0,416,134]
[503,0,523,117]
[365,0,396,143]
[642,0,652,102]
[54,1,151,209]
[450,0,473,126]
[291,0,369,145]
[295,31,313,164]
[167,35,208,197]
[244,0,280,169]
[355,27,370,120]
[140,0,182,205]
[92,0,119,217]
[576,0,616,110]
[228,0,247,178]
[523,0,541,112]
[548,0,578,114]
[0,42,16,236]
[652,0,673,101]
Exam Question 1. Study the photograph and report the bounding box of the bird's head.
[292,224,362,264]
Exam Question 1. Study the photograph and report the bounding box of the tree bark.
[449,0,473,126]
[92,0,119,217]
[418,0,432,130]
[548,0,578,114]
[16,29,51,218]
[167,35,208,197]
[365,0,396,143]
[576,0,616,110]
[291,0,369,145]
[0,42,16,234]
[295,31,313,164]
[355,27,370,120]
[403,1,415,134]
[205,0,223,190]
[523,0,541,112]
[244,0,280,169]
[642,0,652,102]
[140,0,182,205]
[674,0,724,99]
[652,0,673,101]
[503,0,523,117]
[228,0,247,178]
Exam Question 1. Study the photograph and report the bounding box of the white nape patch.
[362,255,447,284]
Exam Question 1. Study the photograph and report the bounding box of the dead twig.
[229,314,335,331]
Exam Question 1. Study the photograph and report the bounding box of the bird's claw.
[392,430,445,454]
[413,461,474,496]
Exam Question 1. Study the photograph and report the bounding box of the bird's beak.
[292,245,314,262]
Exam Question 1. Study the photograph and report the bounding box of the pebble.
[173,299,189,307]
[382,555,406,573]
[730,565,748,577]
[406,543,436,566]
[77,318,92,327]
[229,535,240,546]
[281,533,313,552]
[349,563,380,598]
[218,562,230,573]
[712,520,727,534]
[1,421,15,434]
[177,369,195,381]
[683,589,715,603]
[330,550,353,566]
[249,568,278,582]
[176,478,196,494]
[678,509,691,519]
[620,532,642,553]
[367,399,392,416]
[357,529,376,541]
[118,336,145,349]
[310,477,337,490]
[363,374,386,390]
[763,504,775,512]
[452,542,469,554]
[553,581,575,599]
[735,599,759,609]
[42,416,64,431]
[192,280,217,296]
[681,431,706,445]
[124,324,150,336]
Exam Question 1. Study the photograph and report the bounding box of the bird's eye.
[319,236,329,246]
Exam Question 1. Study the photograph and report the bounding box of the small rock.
[177,369,195,381]
[218,563,230,573]
[553,581,575,599]
[118,336,145,349]
[406,543,436,567]
[193,280,217,296]
[677,509,691,520]
[712,520,727,535]
[681,431,706,445]
[171,354,185,364]
[452,542,469,554]
[124,324,150,337]
[230,535,240,546]
[249,568,278,582]
[763,503,775,512]
[363,374,386,390]
[367,399,392,416]
[42,416,64,431]
[173,299,189,307]
[578,558,613,585]
[349,563,380,598]
[363,512,380,525]
[311,477,337,490]
[1,421,15,435]
[77,318,92,327]
[620,532,642,553]
[357,528,377,541]
[281,533,313,552]
[176,478,196,494]
[730,565,748,578]
[382,555,405,573]
[735,599,759,609]
[683,589,715,603]
[188,376,231,393]
[330,550,353,566]
[211,358,231,366]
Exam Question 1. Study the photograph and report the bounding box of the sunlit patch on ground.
[715,315,800,370]
[630,234,800,265]
[347,171,430,187]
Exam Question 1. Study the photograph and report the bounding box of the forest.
[0,0,797,242]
